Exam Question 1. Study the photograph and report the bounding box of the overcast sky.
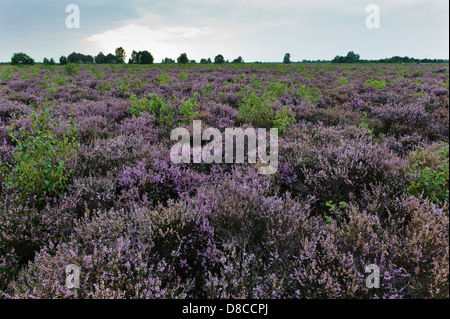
[0,0,448,63]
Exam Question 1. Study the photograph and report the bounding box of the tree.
[105,53,116,64]
[139,51,154,64]
[11,52,34,65]
[214,54,225,64]
[95,52,106,64]
[207,58,212,64]
[115,47,126,64]
[177,53,189,64]
[59,56,68,65]
[129,51,154,64]
[43,58,55,65]
[232,56,244,63]
[345,51,360,63]
[67,52,80,64]
[331,51,361,63]
[283,53,291,64]
[66,52,94,64]
[80,55,94,64]
[162,57,176,64]
[130,50,139,64]
[200,58,208,64]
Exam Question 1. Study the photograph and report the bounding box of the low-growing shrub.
[365,79,387,90]
[129,94,177,127]
[178,92,200,124]
[2,104,79,204]
[273,105,295,134]
[404,143,449,206]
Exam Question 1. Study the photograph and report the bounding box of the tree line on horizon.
[7,49,448,66]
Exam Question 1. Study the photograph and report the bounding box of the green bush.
[338,75,349,85]
[178,92,200,124]
[179,69,189,81]
[267,81,291,97]
[64,62,79,76]
[364,79,387,90]
[2,104,79,203]
[11,52,34,66]
[129,94,150,117]
[404,143,449,206]
[129,94,177,127]
[157,71,173,85]
[295,84,322,104]
[273,106,295,134]
[238,91,274,128]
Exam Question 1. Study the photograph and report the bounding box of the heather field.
[0,63,448,299]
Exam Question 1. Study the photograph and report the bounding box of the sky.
[0,0,448,63]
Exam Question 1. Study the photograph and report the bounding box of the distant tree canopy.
[94,51,126,64]
[5,50,448,66]
[59,56,68,65]
[332,51,361,63]
[105,54,116,64]
[43,57,55,65]
[11,52,34,65]
[200,58,213,64]
[232,56,244,63]
[162,57,176,64]
[67,52,94,64]
[214,54,225,64]
[177,53,189,64]
[95,52,107,64]
[115,47,126,64]
[129,50,154,64]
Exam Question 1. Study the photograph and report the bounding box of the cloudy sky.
[0,0,448,63]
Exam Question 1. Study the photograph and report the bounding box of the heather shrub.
[119,112,159,142]
[77,134,148,176]
[0,191,77,292]
[146,144,210,202]
[189,168,321,298]
[0,63,448,299]
[7,206,187,298]
[71,174,117,217]
[148,201,222,297]
[75,115,111,142]
[189,168,275,252]
[383,133,426,156]
[6,202,225,298]
[0,99,30,121]
[278,125,405,212]
[384,196,449,298]
[203,103,238,131]
[371,103,431,137]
